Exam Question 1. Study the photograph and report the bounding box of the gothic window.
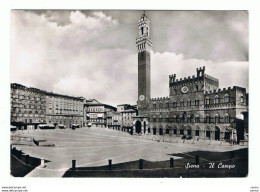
[176,115,179,122]
[180,115,184,122]
[195,85,199,92]
[173,101,177,108]
[173,115,176,122]
[195,130,200,136]
[173,89,177,95]
[166,103,169,108]
[153,103,156,109]
[224,114,230,123]
[187,99,191,106]
[215,114,220,123]
[224,94,230,103]
[205,97,210,105]
[206,114,210,123]
[159,103,163,108]
[195,99,200,106]
[215,95,219,104]
[187,115,191,123]
[180,100,184,107]
[240,96,244,103]
[195,115,200,123]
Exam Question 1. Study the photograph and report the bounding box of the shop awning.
[39,124,48,127]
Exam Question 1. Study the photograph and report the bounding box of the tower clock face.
[181,86,189,93]
[139,95,145,101]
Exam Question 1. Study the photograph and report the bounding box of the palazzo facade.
[133,13,248,142]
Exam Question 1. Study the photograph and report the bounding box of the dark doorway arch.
[159,128,163,135]
[215,126,220,140]
[148,128,150,133]
[153,128,157,135]
[187,128,192,136]
[135,121,142,134]
[166,129,169,134]
[224,129,231,140]
[180,129,184,135]
[206,129,211,139]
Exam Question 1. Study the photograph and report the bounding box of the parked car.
[181,135,186,139]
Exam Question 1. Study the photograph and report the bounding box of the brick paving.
[11,127,248,177]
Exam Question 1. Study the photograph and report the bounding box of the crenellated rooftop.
[151,96,170,101]
[204,86,246,94]
[169,66,219,86]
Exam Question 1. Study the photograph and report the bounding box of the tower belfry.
[136,12,152,107]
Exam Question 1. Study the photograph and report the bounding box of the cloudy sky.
[11,10,248,106]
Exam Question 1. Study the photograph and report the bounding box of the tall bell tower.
[136,12,152,111]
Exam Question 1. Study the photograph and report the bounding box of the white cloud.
[11,10,248,107]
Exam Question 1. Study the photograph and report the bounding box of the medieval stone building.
[133,13,248,142]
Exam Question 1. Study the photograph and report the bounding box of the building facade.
[11,83,84,130]
[84,102,117,128]
[45,93,84,129]
[11,83,47,130]
[133,13,248,142]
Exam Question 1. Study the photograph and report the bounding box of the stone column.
[220,132,224,141]
[141,122,144,135]
[169,129,173,136]
[133,122,136,134]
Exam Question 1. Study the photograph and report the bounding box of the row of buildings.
[11,83,137,131]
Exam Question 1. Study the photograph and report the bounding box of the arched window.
[206,114,210,123]
[195,115,200,123]
[159,103,163,108]
[180,100,184,107]
[153,103,156,109]
[224,94,230,103]
[215,95,219,104]
[205,97,210,105]
[141,27,144,35]
[195,85,199,92]
[166,102,169,108]
[187,115,191,123]
[240,96,244,103]
[187,99,191,106]
[224,114,230,123]
[176,115,179,122]
[195,99,200,106]
[173,115,176,122]
[173,101,177,108]
[173,89,177,95]
[215,114,220,123]
[195,127,200,136]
